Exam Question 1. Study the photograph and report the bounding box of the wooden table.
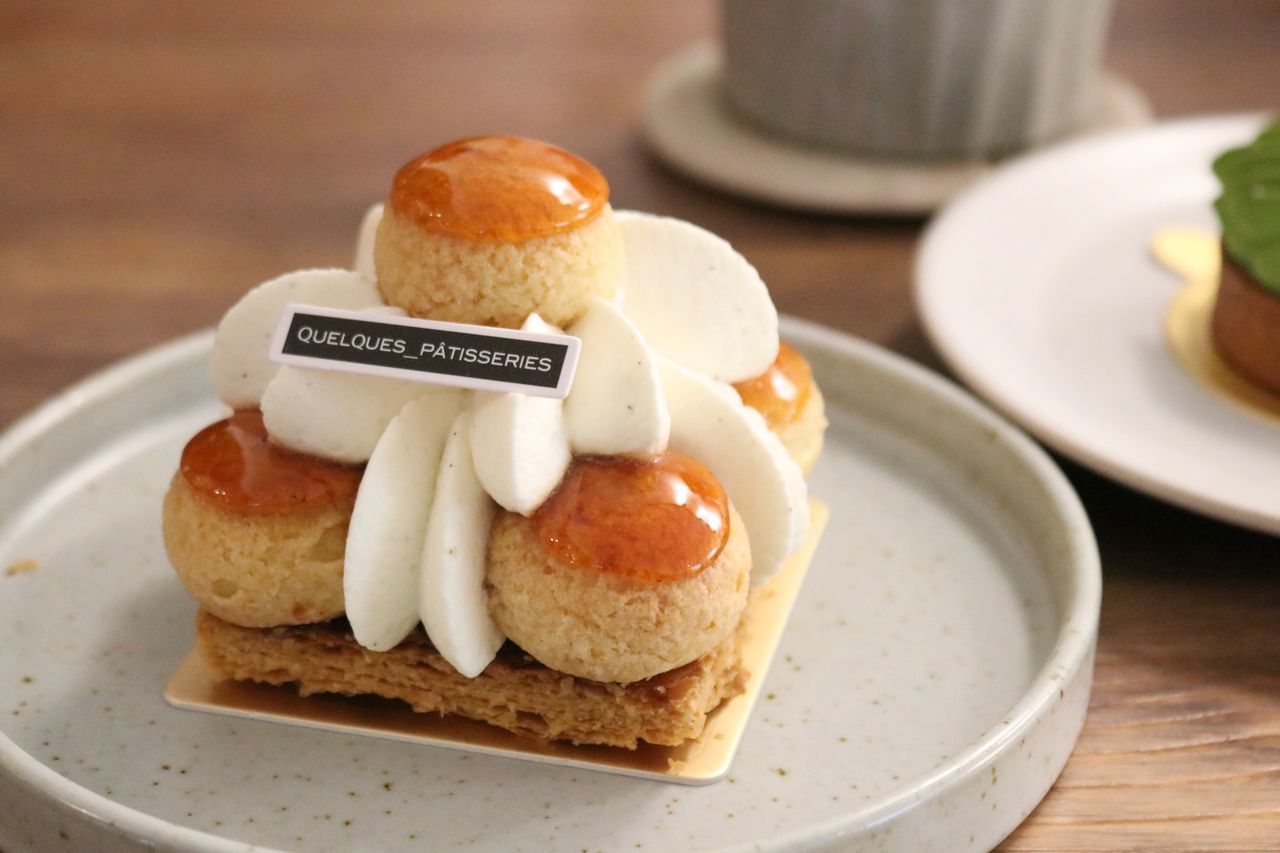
[3,1,1278,849]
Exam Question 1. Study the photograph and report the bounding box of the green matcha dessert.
[1211,120,1280,394]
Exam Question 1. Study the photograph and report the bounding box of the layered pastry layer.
[196,611,748,749]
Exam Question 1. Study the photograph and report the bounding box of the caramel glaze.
[386,136,610,243]
[179,410,362,515]
[732,341,814,429]
[532,452,730,583]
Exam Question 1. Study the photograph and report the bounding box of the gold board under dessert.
[165,500,827,785]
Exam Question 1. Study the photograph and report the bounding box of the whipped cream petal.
[344,391,465,652]
[261,365,435,464]
[470,314,571,515]
[419,410,505,678]
[615,210,779,384]
[470,389,569,515]
[659,359,809,584]
[211,268,383,410]
[354,203,383,282]
[564,298,670,455]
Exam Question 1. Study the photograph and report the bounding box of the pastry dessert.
[1211,120,1280,394]
[164,136,825,749]
[733,341,826,475]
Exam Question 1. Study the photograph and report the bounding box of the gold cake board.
[166,500,828,785]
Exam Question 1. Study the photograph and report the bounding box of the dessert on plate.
[163,135,826,749]
[1211,120,1280,395]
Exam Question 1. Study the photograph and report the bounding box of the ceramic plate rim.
[760,318,1099,851]
[915,112,1278,536]
[0,320,1100,851]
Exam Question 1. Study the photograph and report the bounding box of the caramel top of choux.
[531,451,730,583]
[733,341,814,429]
[180,410,362,514]
[386,136,610,243]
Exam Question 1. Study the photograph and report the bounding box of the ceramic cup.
[722,0,1114,160]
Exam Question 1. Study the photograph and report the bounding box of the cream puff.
[373,136,623,328]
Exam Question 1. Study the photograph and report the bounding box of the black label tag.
[268,305,579,398]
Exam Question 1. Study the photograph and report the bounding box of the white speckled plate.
[641,42,1152,216]
[0,318,1099,852]
[917,114,1280,535]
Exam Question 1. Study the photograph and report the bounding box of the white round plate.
[918,114,1280,536]
[0,320,1099,852]
[642,42,1153,216]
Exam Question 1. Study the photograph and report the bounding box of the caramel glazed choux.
[163,135,826,745]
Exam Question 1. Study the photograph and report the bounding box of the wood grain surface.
[2,1,1279,849]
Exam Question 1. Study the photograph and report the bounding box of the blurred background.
[2,0,1278,426]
